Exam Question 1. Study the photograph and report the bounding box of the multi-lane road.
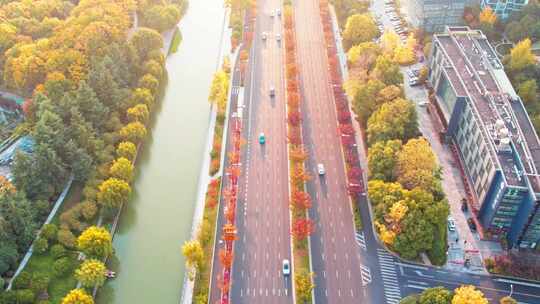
[208,1,540,304]
[293,0,365,303]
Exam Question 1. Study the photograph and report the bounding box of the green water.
[97,1,225,302]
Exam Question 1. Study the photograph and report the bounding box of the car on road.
[259,133,266,144]
[277,9,281,16]
[262,32,267,41]
[468,218,477,232]
[282,259,290,276]
[270,10,275,18]
[418,101,429,107]
[317,163,325,175]
[269,86,275,97]
[276,33,281,42]
[448,217,456,231]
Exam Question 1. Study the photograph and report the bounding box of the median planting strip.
[318,0,364,229]
[283,5,316,303]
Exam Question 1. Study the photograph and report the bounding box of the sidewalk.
[402,63,501,274]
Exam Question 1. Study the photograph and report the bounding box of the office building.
[481,0,529,19]
[403,0,471,33]
[427,26,540,249]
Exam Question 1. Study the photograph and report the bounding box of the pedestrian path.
[377,248,402,304]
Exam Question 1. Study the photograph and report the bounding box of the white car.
[276,33,281,42]
[448,217,456,231]
[262,32,267,40]
[282,259,290,276]
[270,10,275,18]
[317,163,325,175]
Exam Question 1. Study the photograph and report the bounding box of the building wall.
[481,0,529,19]
[404,0,471,32]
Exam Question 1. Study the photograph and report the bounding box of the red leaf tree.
[291,218,315,240]
[291,190,312,210]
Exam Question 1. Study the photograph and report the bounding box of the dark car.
[467,218,477,232]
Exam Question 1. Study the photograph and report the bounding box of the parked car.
[277,9,281,16]
[270,86,275,97]
[276,33,281,42]
[262,32,267,41]
[259,133,266,144]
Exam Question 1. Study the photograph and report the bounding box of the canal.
[97,0,225,303]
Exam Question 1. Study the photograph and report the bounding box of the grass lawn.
[24,252,80,303]
[168,27,183,55]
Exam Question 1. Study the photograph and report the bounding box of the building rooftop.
[434,26,540,190]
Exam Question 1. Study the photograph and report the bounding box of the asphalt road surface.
[293,0,366,303]
[229,0,293,303]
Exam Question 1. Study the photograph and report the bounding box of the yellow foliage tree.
[452,285,488,304]
[119,121,147,143]
[394,45,416,65]
[182,240,205,280]
[77,226,113,259]
[388,201,408,223]
[509,39,536,71]
[116,141,137,161]
[109,157,134,182]
[380,30,400,58]
[376,221,396,245]
[127,104,150,123]
[208,70,230,112]
[61,289,94,304]
[479,6,497,25]
[295,270,315,303]
[396,138,438,191]
[97,177,132,210]
[75,259,107,288]
[0,176,16,196]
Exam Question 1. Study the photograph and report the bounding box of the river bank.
[96,0,226,303]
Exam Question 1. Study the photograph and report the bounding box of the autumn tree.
[291,190,312,210]
[452,285,488,304]
[77,226,113,259]
[499,296,518,304]
[218,249,233,268]
[291,218,314,241]
[75,259,107,288]
[368,139,402,181]
[208,70,230,111]
[419,286,452,304]
[352,79,386,125]
[138,74,160,96]
[372,55,403,86]
[61,289,94,304]
[127,104,150,123]
[396,138,439,192]
[380,30,400,57]
[509,39,536,71]
[130,27,164,60]
[182,240,204,280]
[117,141,137,161]
[347,42,381,68]
[119,121,147,143]
[479,6,497,26]
[518,79,538,104]
[342,14,379,50]
[131,87,155,108]
[97,178,132,210]
[0,176,16,196]
[295,270,315,303]
[109,157,134,182]
[367,98,418,145]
